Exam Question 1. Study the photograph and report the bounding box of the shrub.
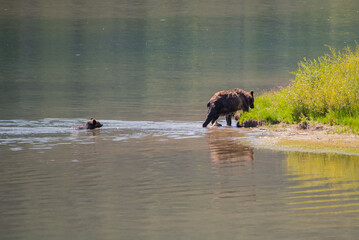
[239,45,359,132]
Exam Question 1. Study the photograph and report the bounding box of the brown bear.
[74,118,103,130]
[203,88,254,127]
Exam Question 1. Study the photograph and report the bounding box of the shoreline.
[243,123,359,156]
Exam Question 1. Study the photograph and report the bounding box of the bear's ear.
[250,90,254,97]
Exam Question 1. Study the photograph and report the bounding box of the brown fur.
[74,118,103,130]
[203,88,254,127]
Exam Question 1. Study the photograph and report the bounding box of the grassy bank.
[239,45,359,132]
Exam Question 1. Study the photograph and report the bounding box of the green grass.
[239,45,359,133]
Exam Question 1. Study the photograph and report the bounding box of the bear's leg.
[226,114,232,126]
[211,115,221,126]
[203,109,216,127]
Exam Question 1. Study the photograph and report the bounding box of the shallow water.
[1,0,359,239]
[1,119,359,239]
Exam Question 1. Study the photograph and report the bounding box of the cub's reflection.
[207,130,254,166]
[71,129,102,137]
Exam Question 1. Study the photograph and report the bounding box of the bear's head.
[87,118,103,129]
[249,90,254,109]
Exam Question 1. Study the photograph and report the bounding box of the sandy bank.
[245,123,359,155]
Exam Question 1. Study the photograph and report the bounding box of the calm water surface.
[1,119,359,239]
[1,0,359,239]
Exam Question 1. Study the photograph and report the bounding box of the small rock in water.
[237,119,265,128]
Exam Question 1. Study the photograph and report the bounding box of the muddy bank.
[243,123,359,155]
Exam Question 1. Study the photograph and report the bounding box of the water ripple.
[0,118,207,150]
[284,152,359,217]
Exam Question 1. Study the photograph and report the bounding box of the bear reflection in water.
[207,130,254,166]
[207,130,256,201]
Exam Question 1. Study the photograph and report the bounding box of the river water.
[1,1,359,239]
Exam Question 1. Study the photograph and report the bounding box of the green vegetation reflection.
[285,152,359,215]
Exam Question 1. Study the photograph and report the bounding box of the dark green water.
[2,0,359,120]
[1,1,359,239]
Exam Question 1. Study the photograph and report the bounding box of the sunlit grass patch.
[238,89,295,124]
[239,45,359,132]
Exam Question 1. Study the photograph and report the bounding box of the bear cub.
[203,88,254,127]
[74,118,103,130]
